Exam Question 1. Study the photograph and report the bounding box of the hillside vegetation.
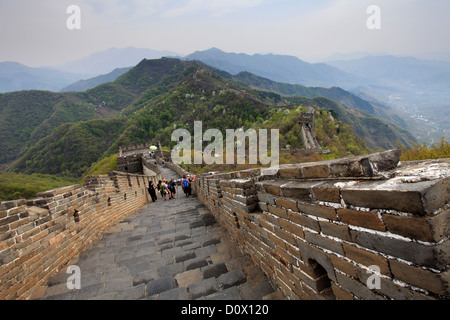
[180,105,371,175]
[3,58,416,180]
[400,136,450,161]
[0,171,77,201]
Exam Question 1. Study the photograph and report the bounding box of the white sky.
[0,0,449,67]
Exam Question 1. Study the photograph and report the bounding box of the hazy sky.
[0,0,449,67]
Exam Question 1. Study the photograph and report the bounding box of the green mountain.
[3,58,415,179]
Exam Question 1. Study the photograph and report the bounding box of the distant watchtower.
[298,105,328,153]
[298,105,315,130]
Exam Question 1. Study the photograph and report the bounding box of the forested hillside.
[2,58,416,179]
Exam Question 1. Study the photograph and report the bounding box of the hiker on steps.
[182,175,191,197]
[147,181,157,202]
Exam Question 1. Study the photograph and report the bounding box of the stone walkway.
[37,166,282,300]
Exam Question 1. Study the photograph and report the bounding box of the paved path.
[38,166,281,300]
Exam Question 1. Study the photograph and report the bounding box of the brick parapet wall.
[0,171,161,300]
[192,151,450,300]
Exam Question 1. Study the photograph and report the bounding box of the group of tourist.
[146,175,194,202]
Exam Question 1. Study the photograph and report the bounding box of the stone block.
[279,219,304,239]
[175,269,203,288]
[257,192,276,206]
[302,164,329,179]
[311,181,341,203]
[304,230,344,255]
[342,243,390,275]
[275,198,298,212]
[146,277,174,296]
[267,205,288,219]
[389,259,447,296]
[382,214,435,242]
[218,269,246,289]
[188,277,218,299]
[337,208,385,231]
[350,229,448,269]
[157,287,189,300]
[280,181,313,202]
[330,255,357,278]
[278,165,303,179]
[288,211,320,233]
[297,202,337,220]
[341,177,449,215]
[319,221,351,242]
[202,263,228,280]
[259,180,283,196]
[335,272,385,300]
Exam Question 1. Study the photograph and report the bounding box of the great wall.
[0,142,449,300]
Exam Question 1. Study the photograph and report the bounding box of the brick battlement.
[0,171,161,300]
[1,150,449,300]
[192,150,450,300]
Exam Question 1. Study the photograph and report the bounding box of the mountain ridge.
[3,58,416,178]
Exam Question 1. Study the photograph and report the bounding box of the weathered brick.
[273,226,297,246]
[280,181,313,202]
[382,214,434,242]
[331,282,355,300]
[342,243,390,275]
[278,165,303,179]
[298,202,337,220]
[0,215,19,227]
[267,232,287,250]
[354,265,435,300]
[261,181,282,196]
[302,164,329,179]
[293,266,331,293]
[337,208,385,231]
[279,219,304,239]
[350,229,448,269]
[389,259,447,296]
[259,217,275,232]
[268,205,288,219]
[262,212,280,228]
[427,208,450,242]
[275,198,298,212]
[257,192,276,206]
[319,221,351,241]
[341,178,449,216]
[312,182,341,203]
[304,231,344,255]
[288,211,320,232]
[330,255,357,278]
[335,272,385,300]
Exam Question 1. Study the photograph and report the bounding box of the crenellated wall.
[0,171,161,300]
[192,150,450,300]
[1,149,449,300]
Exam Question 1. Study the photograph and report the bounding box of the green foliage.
[400,136,450,161]
[11,119,125,178]
[79,154,118,184]
[0,171,77,201]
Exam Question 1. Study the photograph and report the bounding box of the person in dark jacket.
[168,178,176,199]
[147,181,157,202]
